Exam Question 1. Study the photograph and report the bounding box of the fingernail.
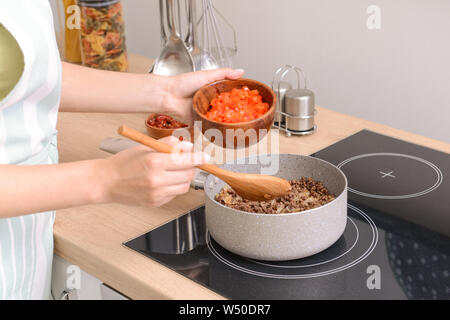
[235,69,245,73]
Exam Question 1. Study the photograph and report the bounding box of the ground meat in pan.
[215,177,335,214]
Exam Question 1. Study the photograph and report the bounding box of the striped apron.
[0,0,62,299]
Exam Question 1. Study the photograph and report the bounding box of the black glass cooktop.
[124,130,450,300]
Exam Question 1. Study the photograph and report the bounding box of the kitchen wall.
[53,0,450,143]
[120,0,450,143]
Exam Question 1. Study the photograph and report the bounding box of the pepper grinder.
[273,81,292,125]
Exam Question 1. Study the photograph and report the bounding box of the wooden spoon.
[118,125,291,201]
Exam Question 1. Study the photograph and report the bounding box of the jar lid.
[284,88,315,117]
[78,0,120,7]
[285,88,314,100]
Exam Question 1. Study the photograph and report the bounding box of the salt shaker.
[285,88,315,132]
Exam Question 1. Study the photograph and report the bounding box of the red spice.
[205,86,269,123]
[147,114,187,129]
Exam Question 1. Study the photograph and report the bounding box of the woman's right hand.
[97,137,206,208]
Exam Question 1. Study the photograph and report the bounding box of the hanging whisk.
[197,0,237,69]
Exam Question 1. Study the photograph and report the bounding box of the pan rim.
[205,153,348,217]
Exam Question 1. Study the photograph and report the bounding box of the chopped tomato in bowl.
[193,78,276,149]
[204,86,269,123]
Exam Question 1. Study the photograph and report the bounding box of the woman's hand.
[0,136,207,218]
[98,136,206,208]
[161,68,245,125]
[60,63,244,123]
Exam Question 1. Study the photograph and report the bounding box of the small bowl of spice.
[145,113,192,141]
[193,79,276,149]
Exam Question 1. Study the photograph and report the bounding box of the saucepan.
[204,154,348,261]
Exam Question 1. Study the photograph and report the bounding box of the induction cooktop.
[124,130,450,300]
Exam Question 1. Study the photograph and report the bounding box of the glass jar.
[49,0,82,63]
[78,0,128,71]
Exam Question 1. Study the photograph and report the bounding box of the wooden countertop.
[54,54,450,300]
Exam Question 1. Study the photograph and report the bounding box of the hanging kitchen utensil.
[152,0,195,75]
[158,0,167,47]
[185,0,219,70]
[151,0,237,72]
[272,65,317,136]
[196,0,237,68]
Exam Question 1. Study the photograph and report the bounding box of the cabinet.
[51,255,128,300]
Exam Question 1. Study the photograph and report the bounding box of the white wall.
[57,0,450,143]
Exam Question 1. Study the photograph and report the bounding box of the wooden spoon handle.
[118,125,229,177]
[118,125,178,154]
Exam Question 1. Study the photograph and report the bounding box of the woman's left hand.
[161,68,244,125]
[60,63,244,120]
